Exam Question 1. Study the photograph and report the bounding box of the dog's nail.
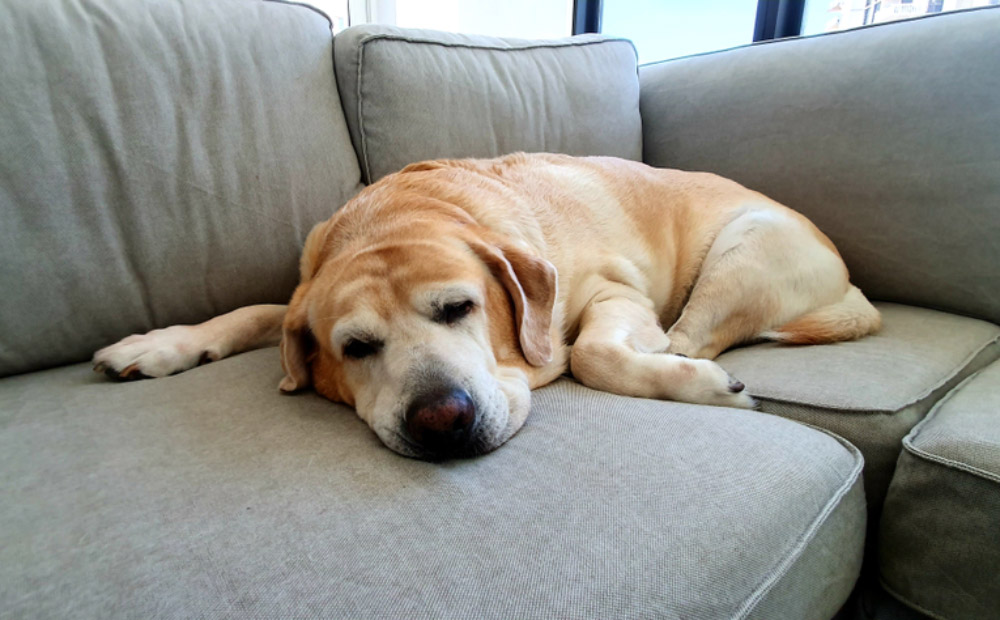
[117,364,147,381]
[93,363,106,374]
[674,353,689,358]
[728,378,745,393]
[198,351,216,366]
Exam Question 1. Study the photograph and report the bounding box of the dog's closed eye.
[438,300,475,325]
[343,338,382,360]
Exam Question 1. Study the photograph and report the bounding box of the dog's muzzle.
[404,385,478,459]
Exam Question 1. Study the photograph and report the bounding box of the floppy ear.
[280,218,336,392]
[468,238,557,367]
[299,219,334,282]
[279,282,315,392]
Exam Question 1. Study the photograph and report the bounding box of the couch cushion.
[334,25,642,183]
[716,303,1000,510]
[879,361,1000,620]
[1,350,864,619]
[639,6,1000,325]
[0,0,363,377]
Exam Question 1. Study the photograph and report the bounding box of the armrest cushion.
[639,7,1000,324]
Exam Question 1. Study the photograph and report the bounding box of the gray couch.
[2,1,997,618]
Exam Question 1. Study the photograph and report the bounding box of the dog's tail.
[760,285,881,345]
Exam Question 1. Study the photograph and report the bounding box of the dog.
[93,153,880,460]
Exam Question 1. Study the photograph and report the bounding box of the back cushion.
[0,0,364,376]
[334,25,642,183]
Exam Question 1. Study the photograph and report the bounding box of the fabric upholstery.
[716,303,1000,510]
[0,350,864,619]
[334,25,642,183]
[880,361,1000,620]
[0,0,364,377]
[639,7,1000,325]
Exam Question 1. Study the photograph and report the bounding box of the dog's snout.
[405,387,477,457]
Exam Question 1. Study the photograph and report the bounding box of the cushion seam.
[909,335,999,410]
[750,334,999,414]
[736,433,864,619]
[902,367,1000,484]
[906,365,979,443]
[263,0,333,28]
[879,576,951,620]
[901,444,1000,485]
[357,32,636,53]
[355,37,373,183]
[756,396,895,415]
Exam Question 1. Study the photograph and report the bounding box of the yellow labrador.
[94,154,880,459]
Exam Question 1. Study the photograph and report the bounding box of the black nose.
[405,387,477,457]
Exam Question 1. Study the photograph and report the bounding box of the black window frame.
[572,0,603,35]
[572,0,806,44]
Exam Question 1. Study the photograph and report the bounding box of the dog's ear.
[279,282,316,392]
[299,220,334,282]
[280,218,336,392]
[469,238,557,367]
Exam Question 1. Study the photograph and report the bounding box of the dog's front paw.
[684,359,757,409]
[93,326,214,380]
[711,385,758,410]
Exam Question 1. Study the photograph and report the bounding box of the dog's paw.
[682,358,757,409]
[712,386,758,410]
[93,326,215,380]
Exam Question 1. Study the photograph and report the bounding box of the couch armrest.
[639,7,1000,325]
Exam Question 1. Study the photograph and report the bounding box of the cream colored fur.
[94,153,880,458]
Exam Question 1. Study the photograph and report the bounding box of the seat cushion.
[1,349,864,619]
[879,360,1000,620]
[717,303,1000,509]
[0,0,363,377]
[333,25,642,183]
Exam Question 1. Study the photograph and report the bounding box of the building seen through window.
[803,0,1000,34]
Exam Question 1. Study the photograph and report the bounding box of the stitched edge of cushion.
[353,33,638,183]
[902,368,1000,485]
[736,429,865,619]
[354,37,373,183]
[879,578,951,620]
[263,0,334,28]
[357,31,638,54]
[750,333,1000,415]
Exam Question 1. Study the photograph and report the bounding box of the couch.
[1,1,997,618]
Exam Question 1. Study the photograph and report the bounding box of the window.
[296,0,998,44]
[600,1,759,64]
[801,0,1000,35]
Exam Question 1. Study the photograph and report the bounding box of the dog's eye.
[343,338,382,360]
[439,300,475,324]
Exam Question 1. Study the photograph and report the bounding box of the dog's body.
[94,153,880,459]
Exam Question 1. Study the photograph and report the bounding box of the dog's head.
[278,199,557,460]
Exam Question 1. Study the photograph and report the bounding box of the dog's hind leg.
[760,285,881,345]
[93,304,287,380]
[570,282,755,409]
[665,208,869,360]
